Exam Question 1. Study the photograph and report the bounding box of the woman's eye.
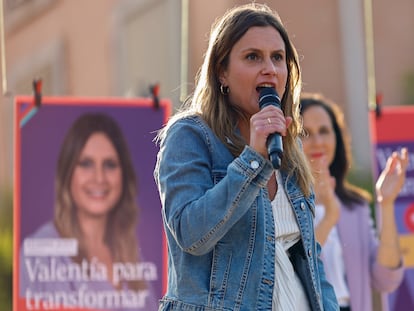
[272,53,283,62]
[103,160,119,170]
[78,159,93,168]
[246,53,259,61]
[320,127,332,135]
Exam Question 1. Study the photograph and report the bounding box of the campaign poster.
[13,96,171,311]
[370,106,414,310]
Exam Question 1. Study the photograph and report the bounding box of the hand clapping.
[376,147,409,207]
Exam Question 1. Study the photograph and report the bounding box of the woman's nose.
[311,133,325,145]
[262,58,277,75]
[94,166,106,182]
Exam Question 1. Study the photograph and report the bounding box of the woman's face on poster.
[70,132,123,219]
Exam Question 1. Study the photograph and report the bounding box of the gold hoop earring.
[220,84,229,95]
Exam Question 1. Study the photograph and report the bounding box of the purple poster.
[370,107,414,310]
[13,96,170,311]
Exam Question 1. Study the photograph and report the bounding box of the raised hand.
[310,156,341,245]
[376,148,409,207]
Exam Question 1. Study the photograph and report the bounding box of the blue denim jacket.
[154,115,338,311]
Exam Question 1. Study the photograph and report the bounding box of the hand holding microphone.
[258,87,284,169]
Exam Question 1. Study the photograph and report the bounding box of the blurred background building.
[1,0,413,309]
[2,0,414,188]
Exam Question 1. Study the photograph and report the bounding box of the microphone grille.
[258,87,280,108]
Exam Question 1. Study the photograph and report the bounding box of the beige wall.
[1,0,182,186]
[186,0,366,166]
[373,0,414,106]
[187,1,346,109]
[186,0,414,107]
[185,0,414,173]
[1,0,414,186]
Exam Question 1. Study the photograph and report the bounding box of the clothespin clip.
[150,83,160,110]
[375,92,382,117]
[33,78,42,108]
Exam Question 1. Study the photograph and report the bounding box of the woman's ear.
[218,69,227,86]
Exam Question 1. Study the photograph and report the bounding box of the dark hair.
[299,93,371,206]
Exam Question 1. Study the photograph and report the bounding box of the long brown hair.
[159,3,313,196]
[54,112,145,289]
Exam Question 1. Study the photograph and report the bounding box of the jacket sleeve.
[369,204,405,292]
[154,118,273,256]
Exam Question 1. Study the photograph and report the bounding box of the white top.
[315,204,350,307]
[271,171,311,311]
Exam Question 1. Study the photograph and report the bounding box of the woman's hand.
[311,156,340,245]
[376,147,409,268]
[249,105,292,158]
[376,148,409,207]
[311,156,340,222]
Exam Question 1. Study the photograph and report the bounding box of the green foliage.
[402,71,414,106]
[0,186,13,311]
[348,167,375,197]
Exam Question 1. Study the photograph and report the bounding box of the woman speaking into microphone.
[154,3,338,311]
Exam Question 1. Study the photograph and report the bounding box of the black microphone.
[258,87,283,169]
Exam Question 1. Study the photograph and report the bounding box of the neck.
[77,214,108,245]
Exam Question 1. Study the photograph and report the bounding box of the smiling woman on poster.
[19,113,158,310]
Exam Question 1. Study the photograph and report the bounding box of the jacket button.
[263,279,273,285]
[250,160,259,169]
[308,249,312,257]
[300,202,305,210]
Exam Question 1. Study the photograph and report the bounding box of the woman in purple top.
[19,113,158,310]
[299,92,408,311]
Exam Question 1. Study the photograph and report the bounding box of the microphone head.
[258,87,283,169]
[258,87,280,109]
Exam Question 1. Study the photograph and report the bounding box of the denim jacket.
[154,115,338,311]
